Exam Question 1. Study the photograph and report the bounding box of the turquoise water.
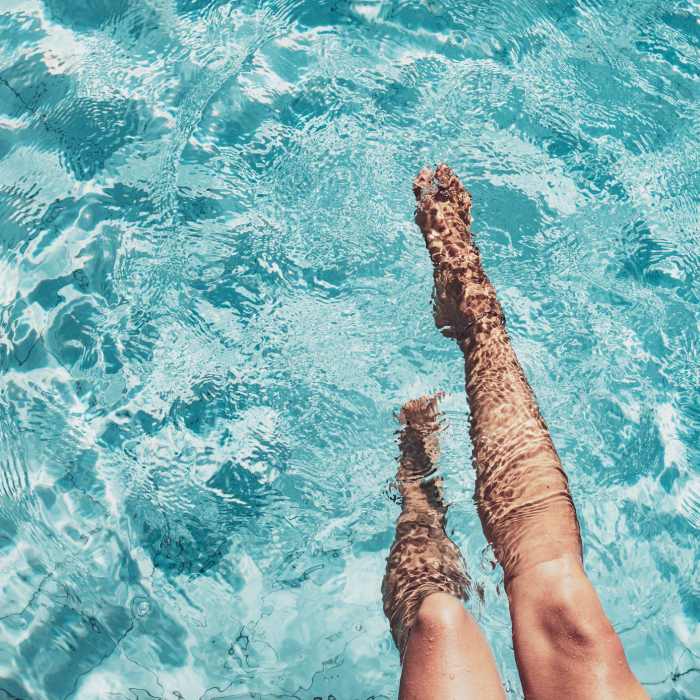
[0,0,699,697]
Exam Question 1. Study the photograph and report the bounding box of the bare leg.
[413,165,648,700]
[382,395,504,700]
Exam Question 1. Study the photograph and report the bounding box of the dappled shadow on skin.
[382,394,469,659]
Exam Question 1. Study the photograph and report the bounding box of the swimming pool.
[0,0,698,697]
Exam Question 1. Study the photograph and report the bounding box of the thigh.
[399,593,505,700]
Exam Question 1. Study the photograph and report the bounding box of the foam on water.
[0,0,699,697]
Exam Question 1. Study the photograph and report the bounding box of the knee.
[414,592,468,635]
[510,558,620,654]
[540,578,616,649]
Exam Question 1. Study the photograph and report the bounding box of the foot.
[413,164,503,339]
[398,393,443,428]
[397,392,443,479]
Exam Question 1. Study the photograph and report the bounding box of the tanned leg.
[412,165,648,700]
[382,395,505,700]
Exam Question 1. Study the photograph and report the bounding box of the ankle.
[508,556,620,655]
[456,307,507,350]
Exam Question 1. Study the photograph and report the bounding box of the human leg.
[382,395,504,700]
[400,592,505,700]
[413,165,647,699]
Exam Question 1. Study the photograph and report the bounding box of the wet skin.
[383,165,649,699]
[383,395,504,699]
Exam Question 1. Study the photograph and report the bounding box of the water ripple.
[0,0,698,697]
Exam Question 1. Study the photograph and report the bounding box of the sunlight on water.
[0,0,699,697]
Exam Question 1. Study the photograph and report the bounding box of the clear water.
[0,0,699,697]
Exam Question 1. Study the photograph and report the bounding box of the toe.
[434,163,455,186]
[434,164,471,226]
[399,392,444,426]
[413,167,435,201]
[435,163,465,198]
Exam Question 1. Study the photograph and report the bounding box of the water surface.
[0,0,699,697]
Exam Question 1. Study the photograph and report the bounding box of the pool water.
[1,0,699,697]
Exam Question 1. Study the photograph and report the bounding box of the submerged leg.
[382,395,504,700]
[413,165,647,700]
